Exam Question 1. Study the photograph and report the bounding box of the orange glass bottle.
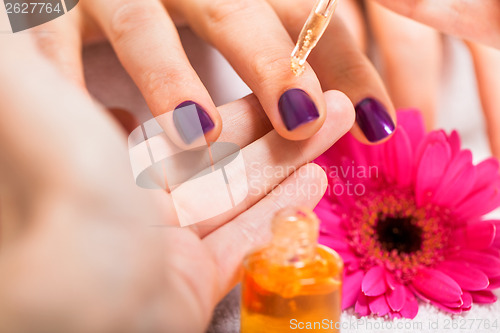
[240,207,343,333]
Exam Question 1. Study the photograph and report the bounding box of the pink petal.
[412,268,463,304]
[396,109,426,152]
[471,290,498,303]
[399,289,419,319]
[362,266,387,296]
[385,271,398,290]
[437,261,489,291]
[318,235,350,252]
[386,283,406,311]
[462,291,472,310]
[491,220,500,248]
[448,250,500,278]
[455,178,500,220]
[369,294,391,316]
[447,130,461,157]
[355,292,370,316]
[342,270,364,310]
[471,158,500,191]
[383,127,413,187]
[451,222,495,250]
[433,150,475,207]
[487,276,500,290]
[389,312,403,319]
[431,301,464,314]
[415,131,452,206]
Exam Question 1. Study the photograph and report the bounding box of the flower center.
[346,188,451,282]
[375,215,423,254]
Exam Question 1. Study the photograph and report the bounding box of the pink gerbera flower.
[315,110,500,319]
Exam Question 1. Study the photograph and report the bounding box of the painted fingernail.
[173,101,215,144]
[278,89,320,131]
[355,98,395,142]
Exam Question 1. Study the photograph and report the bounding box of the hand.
[361,0,500,157]
[0,18,355,332]
[32,0,397,143]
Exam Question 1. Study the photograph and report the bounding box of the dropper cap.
[269,207,319,265]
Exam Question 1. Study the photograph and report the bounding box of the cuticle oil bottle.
[240,207,343,332]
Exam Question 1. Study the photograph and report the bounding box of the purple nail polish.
[355,98,395,142]
[278,89,320,131]
[173,101,215,144]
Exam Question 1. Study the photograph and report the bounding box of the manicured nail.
[278,89,320,131]
[355,98,395,142]
[173,101,214,144]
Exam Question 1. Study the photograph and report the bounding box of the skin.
[2,1,500,331]
[0,13,355,332]
[31,0,397,143]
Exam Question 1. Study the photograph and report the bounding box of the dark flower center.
[375,215,423,254]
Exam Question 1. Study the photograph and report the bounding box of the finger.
[170,91,353,235]
[336,0,367,52]
[467,42,500,159]
[84,0,222,144]
[367,0,442,130]
[32,10,86,89]
[203,162,328,300]
[171,0,326,141]
[269,0,396,143]
[373,0,500,49]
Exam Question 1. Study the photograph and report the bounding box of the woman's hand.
[360,0,500,158]
[32,0,397,143]
[0,17,355,332]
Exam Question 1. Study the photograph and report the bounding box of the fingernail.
[278,89,320,131]
[355,98,395,142]
[173,101,215,144]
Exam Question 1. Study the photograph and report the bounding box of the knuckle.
[109,1,162,42]
[140,65,187,98]
[250,50,290,85]
[336,57,375,86]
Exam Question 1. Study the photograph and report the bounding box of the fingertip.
[307,162,329,198]
[275,88,326,141]
[324,90,356,133]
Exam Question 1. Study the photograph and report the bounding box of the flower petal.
[461,291,472,310]
[437,261,490,291]
[454,178,500,221]
[397,109,426,152]
[342,270,364,310]
[450,222,495,250]
[487,276,500,290]
[399,288,419,319]
[386,283,406,312]
[368,294,391,316]
[433,150,475,207]
[471,290,498,303]
[383,127,413,187]
[447,130,461,157]
[355,292,370,316]
[448,250,500,278]
[415,131,452,206]
[385,271,397,290]
[361,266,387,296]
[430,301,464,314]
[412,268,463,304]
[318,235,350,252]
